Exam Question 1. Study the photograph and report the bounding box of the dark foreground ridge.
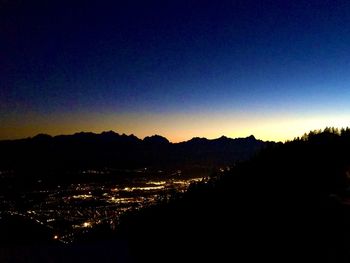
[117,127,350,263]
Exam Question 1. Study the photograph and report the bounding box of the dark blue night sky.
[1,0,350,141]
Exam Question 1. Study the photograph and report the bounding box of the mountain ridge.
[0,131,276,173]
[0,131,271,144]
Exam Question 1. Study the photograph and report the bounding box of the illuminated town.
[0,169,206,243]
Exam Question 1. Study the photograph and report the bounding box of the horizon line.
[0,130,275,144]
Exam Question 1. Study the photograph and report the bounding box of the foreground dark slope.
[118,128,350,263]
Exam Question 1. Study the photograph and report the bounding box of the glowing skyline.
[2,109,349,143]
[1,1,350,142]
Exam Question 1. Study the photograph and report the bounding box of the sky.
[1,0,350,142]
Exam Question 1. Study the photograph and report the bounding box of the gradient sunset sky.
[1,0,350,142]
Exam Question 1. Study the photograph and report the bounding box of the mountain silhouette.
[0,132,274,174]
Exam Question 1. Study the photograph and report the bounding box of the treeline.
[116,128,350,263]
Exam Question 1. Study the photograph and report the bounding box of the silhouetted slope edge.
[117,127,350,263]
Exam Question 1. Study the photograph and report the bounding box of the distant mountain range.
[0,131,276,172]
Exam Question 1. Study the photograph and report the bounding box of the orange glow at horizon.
[1,110,349,143]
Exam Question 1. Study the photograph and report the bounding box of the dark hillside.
[118,128,350,263]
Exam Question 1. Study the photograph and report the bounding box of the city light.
[1,173,206,243]
[83,222,91,228]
